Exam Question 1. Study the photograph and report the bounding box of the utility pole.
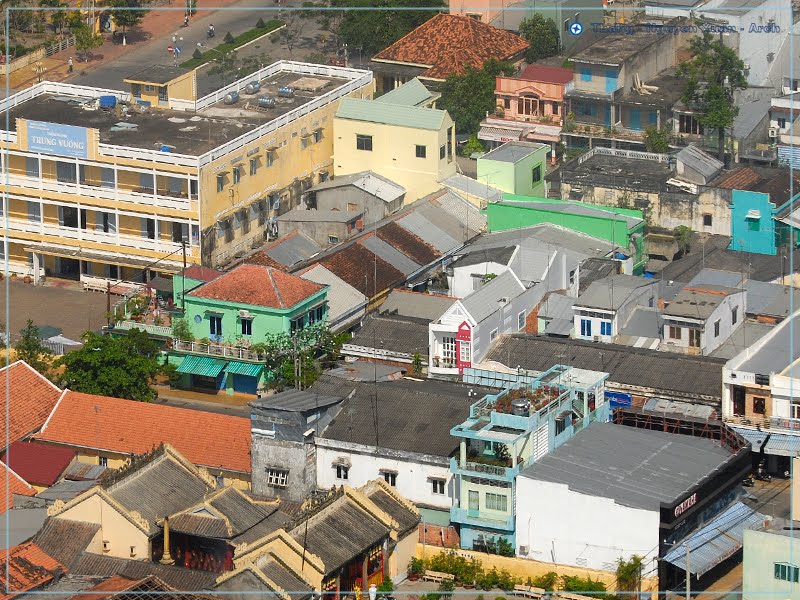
[181,240,187,313]
[685,542,691,600]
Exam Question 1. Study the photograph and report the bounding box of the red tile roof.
[320,244,406,298]
[373,14,529,80]
[1,441,76,487]
[188,264,326,309]
[375,222,441,265]
[518,64,574,84]
[0,362,63,450]
[71,576,143,600]
[0,542,64,600]
[712,167,763,190]
[182,265,222,282]
[35,392,252,474]
[0,461,35,515]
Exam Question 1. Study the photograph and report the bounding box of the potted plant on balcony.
[408,557,424,581]
[433,355,440,368]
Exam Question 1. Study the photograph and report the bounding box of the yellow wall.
[417,546,659,594]
[390,531,417,579]
[55,493,150,560]
[333,116,457,203]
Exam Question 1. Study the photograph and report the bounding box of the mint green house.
[487,195,648,274]
[168,263,329,396]
[743,528,800,600]
[477,141,549,198]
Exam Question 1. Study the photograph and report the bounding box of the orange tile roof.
[188,264,325,309]
[0,542,64,600]
[0,361,63,450]
[71,575,143,600]
[713,167,763,190]
[0,461,35,515]
[373,14,528,80]
[35,392,252,473]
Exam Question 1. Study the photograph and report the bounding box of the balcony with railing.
[172,339,266,363]
[450,506,514,532]
[450,456,521,481]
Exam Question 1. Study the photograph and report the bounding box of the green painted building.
[477,142,549,198]
[487,194,647,274]
[168,263,329,396]
[743,528,800,600]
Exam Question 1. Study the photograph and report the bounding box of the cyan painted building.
[729,187,800,256]
[168,263,329,396]
[451,365,609,551]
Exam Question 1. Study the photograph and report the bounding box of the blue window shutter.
[649,111,658,125]
[580,67,592,82]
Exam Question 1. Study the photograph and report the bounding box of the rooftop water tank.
[277,86,295,98]
[223,91,240,105]
[258,96,276,109]
[99,95,117,109]
[511,399,529,416]
[244,81,261,94]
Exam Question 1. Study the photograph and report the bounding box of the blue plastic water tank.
[99,95,116,108]
[160,145,170,152]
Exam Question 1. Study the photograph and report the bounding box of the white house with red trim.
[429,270,543,377]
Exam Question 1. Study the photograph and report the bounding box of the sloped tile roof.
[518,64,574,84]
[31,518,100,571]
[189,264,325,309]
[320,244,405,298]
[0,462,35,515]
[362,486,419,536]
[712,167,763,190]
[373,14,528,80]
[376,221,441,265]
[182,265,222,283]
[2,441,75,487]
[0,361,63,449]
[71,553,218,591]
[0,542,64,600]
[35,391,252,473]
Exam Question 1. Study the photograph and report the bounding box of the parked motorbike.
[742,476,755,487]
[207,27,215,38]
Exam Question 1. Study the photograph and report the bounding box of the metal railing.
[462,461,510,477]
[172,339,265,362]
[577,146,669,165]
[113,320,172,337]
[45,35,76,57]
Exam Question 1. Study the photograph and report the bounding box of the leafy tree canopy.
[108,0,148,33]
[55,330,162,402]
[518,14,560,62]
[14,319,52,376]
[440,59,515,135]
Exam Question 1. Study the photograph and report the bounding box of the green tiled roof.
[375,78,434,107]
[336,97,446,131]
[225,361,264,378]
[176,355,227,377]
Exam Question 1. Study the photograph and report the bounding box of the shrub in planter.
[438,579,455,600]
[408,557,424,580]
[496,569,518,592]
[22,276,32,284]
[377,579,394,598]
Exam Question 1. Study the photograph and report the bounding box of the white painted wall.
[450,261,511,299]
[515,477,660,574]
[573,309,617,342]
[315,438,453,509]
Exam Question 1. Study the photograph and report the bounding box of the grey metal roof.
[315,374,475,457]
[732,89,772,141]
[664,285,742,319]
[425,191,485,239]
[35,479,96,502]
[662,501,767,577]
[736,310,800,375]
[688,269,744,290]
[452,246,516,269]
[763,432,800,457]
[0,508,47,550]
[575,275,655,311]
[619,306,663,339]
[486,334,725,399]
[374,78,436,107]
[277,209,360,223]
[442,174,504,203]
[538,293,576,337]
[482,141,547,164]
[380,289,454,321]
[731,426,768,451]
[710,321,774,360]
[310,171,406,203]
[461,270,526,323]
[347,314,430,357]
[266,232,321,267]
[396,211,459,253]
[676,145,724,180]
[520,422,732,510]
[252,389,343,412]
[326,361,405,382]
[300,264,366,327]
[498,200,643,229]
[642,397,717,420]
[361,235,420,275]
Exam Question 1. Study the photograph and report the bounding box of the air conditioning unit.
[769,127,778,139]
[239,310,251,318]
[593,335,601,342]
[519,545,529,555]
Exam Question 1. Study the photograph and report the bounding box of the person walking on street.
[67,57,73,73]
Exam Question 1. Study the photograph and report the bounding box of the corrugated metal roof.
[729,426,766,450]
[663,501,767,576]
[360,235,420,276]
[396,211,459,253]
[461,270,526,323]
[374,78,435,107]
[225,361,264,378]
[300,264,367,329]
[336,97,446,131]
[176,355,227,377]
[676,145,724,180]
[265,232,321,267]
[764,432,800,457]
[434,190,488,232]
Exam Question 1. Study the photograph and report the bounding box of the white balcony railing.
[5,173,195,212]
[172,339,266,363]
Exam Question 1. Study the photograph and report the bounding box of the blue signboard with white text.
[26,120,89,159]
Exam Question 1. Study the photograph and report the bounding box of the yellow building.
[333,81,457,203]
[0,61,373,284]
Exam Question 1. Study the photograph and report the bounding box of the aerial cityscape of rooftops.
[2,0,800,597]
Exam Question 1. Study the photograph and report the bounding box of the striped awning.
[478,125,523,143]
[176,355,227,377]
[225,361,264,378]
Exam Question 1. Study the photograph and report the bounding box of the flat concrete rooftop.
[7,71,349,156]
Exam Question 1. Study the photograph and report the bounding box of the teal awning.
[176,355,227,377]
[225,361,264,378]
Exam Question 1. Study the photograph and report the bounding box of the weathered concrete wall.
[251,436,316,502]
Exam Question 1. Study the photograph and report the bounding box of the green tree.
[461,134,485,157]
[108,0,148,45]
[332,0,444,56]
[55,330,162,402]
[673,225,692,256]
[14,319,52,375]
[441,59,515,135]
[644,127,669,153]
[278,10,305,59]
[39,0,67,33]
[518,14,560,62]
[171,318,194,342]
[678,29,747,160]
[74,23,103,61]
[616,555,644,595]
